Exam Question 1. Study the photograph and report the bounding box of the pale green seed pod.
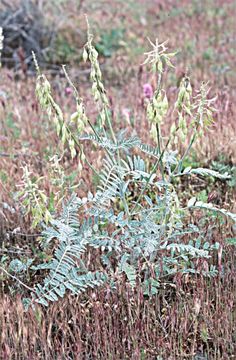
[78,160,83,173]
[90,68,96,80]
[162,92,168,112]
[91,47,98,59]
[175,86,186,110]
[186,81,192,94]
[70,111,79,123]
[100,108,106,126]
[155,112,163,124]
[55,118,61,136]
[43,76,51,93]
[83,48,88,62]
[178,112,184,129]
[61,124,67,144]
[150,123,157,142]
[69,138,76,159]
[45,209,52,224]
[80,150,86,163]
[147,103,154,124]
[77,119,85,133]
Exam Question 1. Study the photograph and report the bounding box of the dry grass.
[1,1,236,358]
[1,246,236,359]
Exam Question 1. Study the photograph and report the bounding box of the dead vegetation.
[0,1,236,358]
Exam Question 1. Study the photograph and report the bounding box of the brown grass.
[1,1,236,359]
[1,248,236,359]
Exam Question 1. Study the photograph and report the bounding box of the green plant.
[95,28,125,57]
[52,34,76,63]
[16,166,51,228]
[8,23,236,307]
[211,156,236,188]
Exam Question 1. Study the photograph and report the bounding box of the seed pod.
[70,111,79,123]
[61,124,67,144]
[162,92,168,112]
[100,108,106,126]
[150,123,157,142]
[77,119,85,133]
[80,149,86,163]
[83,48,88,62]
[69,138,76,159]
[78,160,83,173]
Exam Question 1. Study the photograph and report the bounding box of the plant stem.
[131,135,172,215]
[0,266,35,292]
[104,106,116,144]
[156,123,165,180]
[175,124,199,174]
[69,129,100,177]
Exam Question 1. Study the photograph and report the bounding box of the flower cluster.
[33,54,77,159]
[143,83,153,99]
[143,38,176,73]
[143,38,175,144]
[147,90,168,142]
[17,166,51,228]
[174,76,193,141]
[193,82,216,134]
[83,21,109,128]
[62,65,88,135]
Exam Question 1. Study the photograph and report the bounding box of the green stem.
[156,123,165,180]
[69,129,100,177]
[104,106,130,216]
[104,106,116,144]
[131,136,172,215]
[131,124,179,216]
[174,124,199,174]
[0,266,35,292]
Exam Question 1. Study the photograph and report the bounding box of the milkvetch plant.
[7,23,236,307]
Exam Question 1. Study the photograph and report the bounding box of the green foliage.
[9,259,33,273]
[95,28,125,57]
[188,199,236,223]
[52,34,76,63]
[179,166,230,180]
[211,157,236,188]
[226,237,236,246]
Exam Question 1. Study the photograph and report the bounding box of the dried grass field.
[0,1,236,359]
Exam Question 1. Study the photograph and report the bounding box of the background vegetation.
[0,0,236,359]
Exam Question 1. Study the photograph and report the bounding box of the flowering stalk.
[174,75,193,142]
[33,53,99,177]
[175,82,216,173]
[83,18,133,216]
[62,65,88,135]
[144,39,175,179]
[130,39,179,213]
[17,166,51,228]
[83,16,116,143]
[33,56,76,159]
